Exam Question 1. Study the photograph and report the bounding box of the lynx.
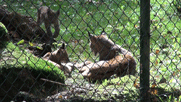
[42,43,72,73]
[37,6,60,40]
[79,31,137,80]
[43,43,69,64]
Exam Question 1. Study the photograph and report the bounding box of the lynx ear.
[111,45,119,51]
[101,29,107,35]
[88,31,93,38]
[47,7,51,13]
[56,9,60,16]
[61,43,65,49]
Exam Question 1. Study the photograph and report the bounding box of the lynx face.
[88,32,116,60]
[43,43,70,64]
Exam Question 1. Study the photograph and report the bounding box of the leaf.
[36,46,43,50]
[150,81,158,95]
[133,79,137,87]
[74,40,78,44]
[134,25,138,28]
[17,39,24,45]
[155,49,159,54]
[58,95,63,99]
[151,88,158,95]
[29,42,34,46]
[172,72,176,76]
[116,82,120,85]
[151,82,157,88]
[133,77,140,89]
[65,96,70,99]
[179,54,181,58]
[155,60,158,65]
[57,44,62,47]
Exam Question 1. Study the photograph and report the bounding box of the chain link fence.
[0,0,181,101]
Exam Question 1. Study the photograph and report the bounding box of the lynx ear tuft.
[47,7,51,13]
[61,43,65,49]
[88,31,93,38]
[56,9,60,16]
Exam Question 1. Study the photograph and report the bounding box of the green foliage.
[17,39,25,45]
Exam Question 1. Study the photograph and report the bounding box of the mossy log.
[0,42,65,102]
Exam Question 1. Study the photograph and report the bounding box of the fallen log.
[0,7,50,43]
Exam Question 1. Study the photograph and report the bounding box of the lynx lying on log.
[79,31,137,81]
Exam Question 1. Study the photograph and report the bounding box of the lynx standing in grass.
[37,6,60,42]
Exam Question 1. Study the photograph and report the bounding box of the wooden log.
[0,7,50,43]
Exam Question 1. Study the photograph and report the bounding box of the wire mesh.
[0,0,180,102]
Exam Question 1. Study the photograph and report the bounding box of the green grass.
[1,0,181,101]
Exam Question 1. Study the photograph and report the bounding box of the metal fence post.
[140,0,150,101]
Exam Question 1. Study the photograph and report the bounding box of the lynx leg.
[37,9,44,26]
[45,22,53,43]
[53,21,60,38]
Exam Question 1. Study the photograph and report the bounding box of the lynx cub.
[42,43,74,73]
[37,6,60,39]
[42,43,69,64]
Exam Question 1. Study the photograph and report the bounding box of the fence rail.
[140,0,150,101]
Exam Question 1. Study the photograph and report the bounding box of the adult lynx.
[79,31,137,80]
